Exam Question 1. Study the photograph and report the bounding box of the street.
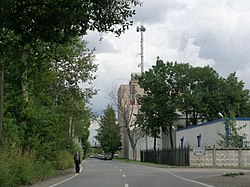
[41,159,249,187]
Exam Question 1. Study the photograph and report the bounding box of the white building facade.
[176,118,250,149]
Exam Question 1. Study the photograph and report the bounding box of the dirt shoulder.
[196,172,250,187]
[22,168,76,187]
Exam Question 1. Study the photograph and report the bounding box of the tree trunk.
[132,143,137,161]
[21,47,29,105]
[192,109,198,125]
[20,48,29,152]
[127,126,138,161]
[185,109,188,126]
[153,134,156,152]
[0,66,3,147]
[153,134,157,163]
[169,124,173,148]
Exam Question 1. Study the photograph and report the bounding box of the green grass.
[223,172,246,177]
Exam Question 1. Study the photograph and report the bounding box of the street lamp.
[218,112,229,147]
[218,112,224,118]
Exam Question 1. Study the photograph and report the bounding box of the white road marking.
[49,174,78,187]
[123,174,126,178]
[49,160,86,187]
[125,184,129,187]
[120,169,122,172]
[160,168,215,187]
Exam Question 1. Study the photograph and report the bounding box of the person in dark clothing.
[74,152,81,173]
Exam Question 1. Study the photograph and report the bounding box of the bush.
[54,150,74,170]
[0,158,13,187]
[0,147,55,187]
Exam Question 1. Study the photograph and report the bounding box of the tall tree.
[0,0,141,147]
[95,105,122,156]
[137,57,250,151]
[137,58,179,150]
[2,37,96,159]
[222,72,250,117]
[177,68,250,125]
[109,86,142,160]
[176,65,225,125]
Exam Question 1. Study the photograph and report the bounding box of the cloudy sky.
[84,0,250,116]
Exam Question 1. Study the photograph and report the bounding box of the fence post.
[238,148,242,167]
[158,147,160,164]
[140,150,142,162]
[188,146,191,166]
[213,145,216,167]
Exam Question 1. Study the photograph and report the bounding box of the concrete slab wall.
[190,148,250,167]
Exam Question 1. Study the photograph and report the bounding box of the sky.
[84,0,250,116]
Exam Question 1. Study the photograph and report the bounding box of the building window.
[197,134,201,147]
[180,137,184,148]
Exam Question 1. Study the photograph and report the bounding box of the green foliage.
[222,73,250,117]
[174,63,226,125]
[137,57,250,149]
[0,147,55,187]
[223,172,245,177]
[138,58,250,128]
[0,1,140,185]
[0,30,95,187]
[1,35,95,152]
[0,0,140,43]
[137,58,180,149]
[218,118,249,148]
[54,150,75,170]
[95,105,122,155]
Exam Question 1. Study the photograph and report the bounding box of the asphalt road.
[40,159,249,187]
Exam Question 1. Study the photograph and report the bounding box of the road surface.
[34,159,249,187]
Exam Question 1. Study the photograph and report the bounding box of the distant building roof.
[176,117,250,132]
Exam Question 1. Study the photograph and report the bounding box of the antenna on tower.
[136,25,146,73]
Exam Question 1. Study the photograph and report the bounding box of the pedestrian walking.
[74,152,81,173]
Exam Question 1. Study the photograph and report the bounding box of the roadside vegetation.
[0,1,140,186]
[218,118,249,148]
[137,58,250,151]
[95,105,122,157]
[223,172,246,177]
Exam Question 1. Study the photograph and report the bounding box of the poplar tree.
[95,105,122,156]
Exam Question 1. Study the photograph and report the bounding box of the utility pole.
[136,25,146,74]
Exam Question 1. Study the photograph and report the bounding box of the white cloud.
[133,0,186,24]
[178,37,216,67]
[86,0,250,115]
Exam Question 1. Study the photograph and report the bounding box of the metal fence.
[140,147,190,166]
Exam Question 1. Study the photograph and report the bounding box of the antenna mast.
[136,25,146,73]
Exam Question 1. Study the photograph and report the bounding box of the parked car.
[96,154,104,159]
[90,154,97,158]
[103,153,112,160]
